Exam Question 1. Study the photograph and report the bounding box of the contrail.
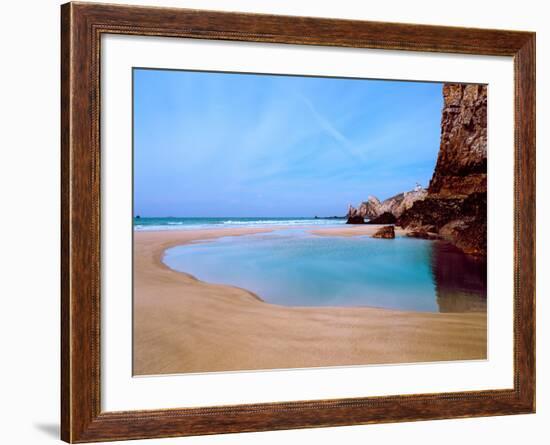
[299,93,367,163]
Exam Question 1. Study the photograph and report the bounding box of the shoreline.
[309,224,408,238]
[133,225,487,375]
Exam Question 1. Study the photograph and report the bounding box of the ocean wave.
[134,224,212,231]
[134,218,346,231]
[221,219,343,226]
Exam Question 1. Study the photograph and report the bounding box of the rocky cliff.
[397,83,487,255]
[346,187,427,224]
[429,84,487,197]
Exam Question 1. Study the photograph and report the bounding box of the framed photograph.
[61,2,535,442]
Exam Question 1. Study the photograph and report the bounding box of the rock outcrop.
[363,196,382,218]
[366,212,397,225]
[375,188,428,218]
[372,225,395,239]
[346,186,426,224]
[346,204,365,224]
[397,84,487,256]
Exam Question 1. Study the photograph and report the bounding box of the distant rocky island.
[346,83,487,256]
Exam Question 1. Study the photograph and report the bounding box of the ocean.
[161,228,487,313]
[134,216,347,230]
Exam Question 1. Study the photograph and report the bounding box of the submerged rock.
[372,225,395,239]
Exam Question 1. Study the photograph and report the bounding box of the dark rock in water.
[367,212,397,224]
[398,84,487,256]
[372,225,395,239]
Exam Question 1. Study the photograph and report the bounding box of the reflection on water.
[162,230,486,313]
[430,242,487,313]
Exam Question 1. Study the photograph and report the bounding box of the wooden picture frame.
[61,2,535,442]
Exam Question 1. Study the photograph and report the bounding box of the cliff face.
[398,83,488,255]
[429,84,487,197]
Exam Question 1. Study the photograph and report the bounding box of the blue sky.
[134,69,443,217]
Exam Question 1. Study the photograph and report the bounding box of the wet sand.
[133,227,487,375]
[310,224,408,237]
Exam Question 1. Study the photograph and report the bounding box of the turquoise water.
[134,216,346,231]
[162,229,486,313]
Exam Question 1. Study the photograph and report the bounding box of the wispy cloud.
[133,69,443,217]
[298,93,368,164]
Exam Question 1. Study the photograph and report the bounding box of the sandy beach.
[310,224,409,237]
[133,226,487,375]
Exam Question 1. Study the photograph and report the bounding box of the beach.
[133,226,487,375]
[309,224,408,237]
